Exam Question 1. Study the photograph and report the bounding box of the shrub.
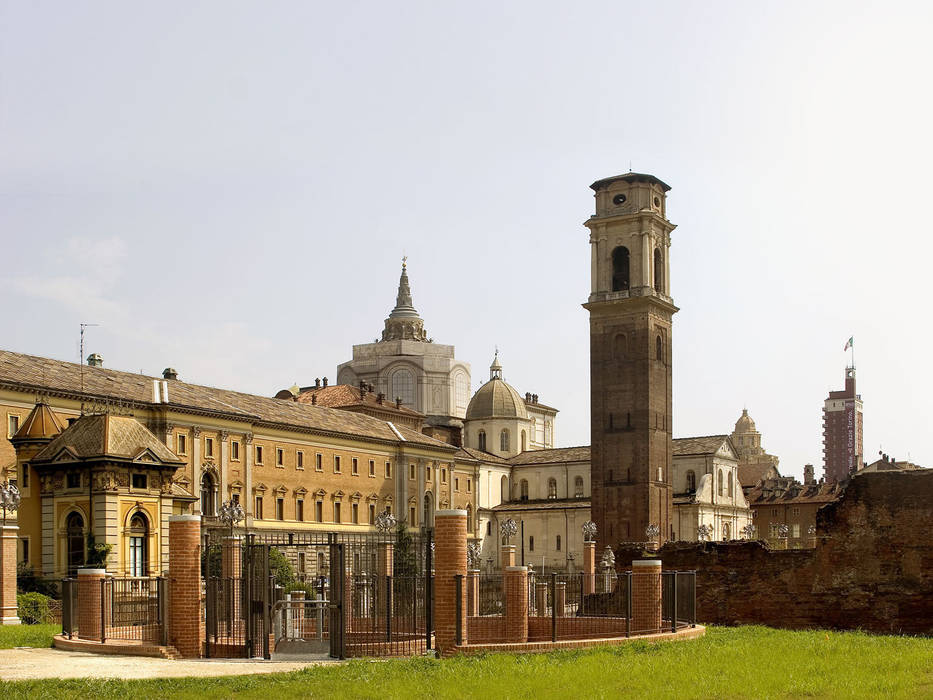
[270,547,295,588]
[17,592,51,624]
[17,562,59,598]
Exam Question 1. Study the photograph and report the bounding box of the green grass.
[1,626,931,699]
[0,623,58,649]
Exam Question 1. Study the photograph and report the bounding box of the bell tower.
[583,172,677,549]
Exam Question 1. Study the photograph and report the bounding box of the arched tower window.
[717,469,724,497]
[521,430,526,452]
[128,512,149,577]
[201,472,216,516]
[66,511,85,576]
[722,522,731,540]
[727,472,734,498]
[686,470,696,492]
[656,335,664,362]
[520,479,529,501]
[574,475,584,498]
[478,430,486,452]
[611,246,630,292]
[547,478,557,499]
[500,475,509,503]
[654,248,664,293]
[500,429,510,453]
[391,369,415,407]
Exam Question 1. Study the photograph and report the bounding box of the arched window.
[201,472,216,516]
[574,476,584,498]
[520,479,529,501]
[686,470,696,493]
[128,512,148,577]
[500,475,509,503]
[478,430,486,452]
[611,246,630,291]
[654,248,664,293]
[391,369,415,407]
[547,477,557,499]
[66,511,85,576]
[500,429,510,453]
[717,469,723,497]
[466,505,474,533]
[656,335,664,362]
[722,522,731,541]
[727,472,734,498]
[423,493,434,528]
[454,372,469,412]
[521,430,526,452]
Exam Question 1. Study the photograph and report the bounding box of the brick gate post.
[631,559,662,635]
[168,515,202,658]
[434,509,467,654]
[76,568,106,640]
[0,525,20,625]
[504,566,528,643]
[583,541,596,594]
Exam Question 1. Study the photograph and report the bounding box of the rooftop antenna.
[79,323,99,414]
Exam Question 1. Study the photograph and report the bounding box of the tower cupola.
[381,258,428,342]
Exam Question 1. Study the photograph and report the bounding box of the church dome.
[465,352,528,420]
[734,409,756,433]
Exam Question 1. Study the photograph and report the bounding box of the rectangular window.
[316,501,323,523]
[369,460,375,477]
[426,465,431,480]
[409,464,415,480]
[315,453,323,471]
[67,473,80,489]
[771,508,778,517]
[352,458,358,475]
[297,499,304,522]
[410,506,416,525]
[298,552,306,574]
[276,448,284,467]
[131,474,147,490]
[8,415,19,439]
[385,461,392,478]
[255,496,264,519]
[255,445,264,464]
[792,523,800,538]
[454,477,459,492]
[21,538,29,564]
[792,507,800,516]
[369,504,376,524]
[529,536,534,552]
[556,535,561,551]
[177,434,187,455]
[297,451,304,469]
[467,478,471,493]
[352,503,359,524]
[334,455,341,473]
[232,493,240,506]
[231,441,240,461]
[21,464,29,489]
[276,498,284,521]
[334,502,341,524]
[205,437,214,457]
[442,468,447,483]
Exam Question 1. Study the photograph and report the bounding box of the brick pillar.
[76,568,106,641]
[500,544,516,570]
[467,569,480,617]
[583,541,596,595]
[535,582,548,617]
[434,509,467,654]
[504,566,528,643]
[631,559,662,635]
[554,581,566,618]
[0,526,20,625]
[169,515,202,658]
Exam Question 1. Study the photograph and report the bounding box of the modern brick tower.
[822,367,863,482]
[583,173,677,548]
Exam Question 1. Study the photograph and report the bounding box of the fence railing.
[60,576,166,645]
[61,578,78,639]
[345,573,429,657]
[661,570,697,632]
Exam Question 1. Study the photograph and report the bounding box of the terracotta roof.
[672,435,731,457]
[0,349,453,451]
[509,446,591,465]
[32,413,185,465]
[12,401,65,442]
[455,446,507,464]
[746,479,844,506]
[293,384,424,418]
[492,498,591,512]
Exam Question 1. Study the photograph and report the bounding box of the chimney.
[377,393,385,405]
[532,394,538,404]
[323,377,328,388]
[87,353,103,368]
[525,392,531,402]
[315,378,321,389]
[396,397,402,409]
[162,367,178,381]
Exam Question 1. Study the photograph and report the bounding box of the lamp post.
[0,481,20,526]
[645,523,660,550]
[697,523,713,542]
[500,518,517,545]
[582,520,597,543]
[375,510,397,541]
[218,499,245,538]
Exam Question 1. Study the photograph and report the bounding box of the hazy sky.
[3,2,932,480]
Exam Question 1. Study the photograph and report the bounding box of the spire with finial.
[381,257,428,342]
[490,349,503,380]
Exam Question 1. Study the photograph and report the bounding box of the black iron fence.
[661,570,697,632]
[60,576,166,645]
[61,578,78,638]
[345,573,430,657]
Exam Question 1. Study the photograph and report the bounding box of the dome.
[734,409,756,433]
[465,379,528,420]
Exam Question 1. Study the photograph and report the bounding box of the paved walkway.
[0,647,339,680]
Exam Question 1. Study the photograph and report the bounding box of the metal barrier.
[271,596,330,655]
[661,570,697,631]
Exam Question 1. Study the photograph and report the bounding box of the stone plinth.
[504,566,528,643]
[631,559,662,634]
[434,510,467,654]
[168,515,202,658]
[500,544,516,569]
[583,541,596,594]
[76,568,107,640]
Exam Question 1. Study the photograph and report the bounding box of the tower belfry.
[583,172,677,549]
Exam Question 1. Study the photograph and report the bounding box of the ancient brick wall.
[616,471,933,634]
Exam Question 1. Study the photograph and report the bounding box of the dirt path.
[0,647,339,680]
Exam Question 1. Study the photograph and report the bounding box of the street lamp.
[582,520,597,542]
[697,524,713,542]
[500,518,517,545]
[0,482,20,526]
[375,510,397,539]
[218,499,245,538]
[645,523,660,544]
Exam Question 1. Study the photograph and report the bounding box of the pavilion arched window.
[128,512,149,577]
[612,246,630,292]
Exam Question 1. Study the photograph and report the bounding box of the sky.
[2,1,932,480]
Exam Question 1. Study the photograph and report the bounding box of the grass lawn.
[1,626,931,699]
[0,623,58,649]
